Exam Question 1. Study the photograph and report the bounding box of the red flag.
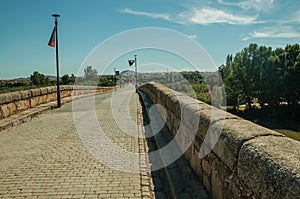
[128,60,135,66]
[48,27,56,47]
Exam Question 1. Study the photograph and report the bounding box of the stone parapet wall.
[139,82,300,199]
[0,85,113,119]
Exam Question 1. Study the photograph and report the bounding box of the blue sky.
[0,0,300,79]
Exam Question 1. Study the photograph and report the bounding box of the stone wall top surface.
[0,85,112,106]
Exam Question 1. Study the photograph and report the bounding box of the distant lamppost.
[134,55,137,89]
[128,55,138,89]
[113,68,120,91]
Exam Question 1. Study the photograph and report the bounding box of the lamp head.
[52,14,60,19]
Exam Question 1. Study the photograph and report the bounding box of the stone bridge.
[0,83,299,199]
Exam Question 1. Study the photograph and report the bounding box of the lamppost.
[52,14,61,108]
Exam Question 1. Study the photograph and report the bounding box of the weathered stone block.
[176,93,199,105]
[19,90,31,100]
[176,123,196,153]
[206,152,238,198]
[30,88,41,97]
[212,118,283,170]
[238,136,300,199]
[64,90,69,97]
[47,86,56,94]
[30,97,39,107]
[60,85,67,91]
[49,93,57,102]
[61,85,73,91]
[165,109,172,130]
[1,105,9,118]
[195,108,213,139]
[7,102,17,115]
[146,92,156,104]
[170,112,181,136]
[15,100,30,111]
[180,103,203,133]
[40,87,48,95]
[0,94,6,105]
[202,159,212,176]
[67,90,72,97]
[0,93,12,104]
[192,148,202,178]
[156,87,174,105]
[203,173,211,193]
[193,135,204,153]
[73,90,81,96]
[184,145,193,161]
[40,95,48,104]
[212,171,223,199]
[10,92,21,102]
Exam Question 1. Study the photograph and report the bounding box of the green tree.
[70,74,76,84]
[30,71,49,86]
[221,43,300,115]
[61,74,75,85]
[193,83,210,103]
[219,54,243,109]
[258,48,281,109]
[84,66,98,81]
[98,76,115,86]
[283,44,300,106]
[211,85,223,108]
[61,74,70,85]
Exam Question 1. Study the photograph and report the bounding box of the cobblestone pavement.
[0,86,154,198]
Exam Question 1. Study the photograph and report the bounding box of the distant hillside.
[120,70,134,75]
[0,77,31,86]
[46,75,57,79]
[0,74,58,87]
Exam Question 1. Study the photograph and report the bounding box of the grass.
[0,85,40,94]
[227,106,300,142]
[274,129,300,141]
[0,84,58,94]
[254,118,300,142]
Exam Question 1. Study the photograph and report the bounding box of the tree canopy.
[219,43,300,114]
[84,66,98,81]
[30,71,49,86]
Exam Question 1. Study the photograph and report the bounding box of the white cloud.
[120,8,171,21]
[218,0,274,11]
[120,7,259,25]
[179,7,258,25]
[288,10,300,23]
[187,34,198,39]
[244,26,300,40]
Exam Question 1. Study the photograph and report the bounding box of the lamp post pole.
[114,68,116,92]
[134,55,137,89]
[52,14,61,108]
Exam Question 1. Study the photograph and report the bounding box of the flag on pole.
[48,26,56,47]
[128,60,135,66]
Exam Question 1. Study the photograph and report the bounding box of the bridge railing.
[0,85,114,119]
[139,82,300,199]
